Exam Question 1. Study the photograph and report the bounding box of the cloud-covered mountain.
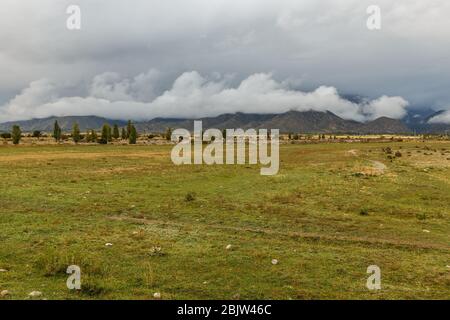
[0,71,410,124]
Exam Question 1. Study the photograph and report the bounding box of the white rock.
[446,265,450,269]
[105,243,113,247]
[153,292,161,299]
[29,291,42,298]
[1,290,9,297]
[271,259,279,265]
[0,269,7,272]
[226,244,232,250]
[422,229,431,233]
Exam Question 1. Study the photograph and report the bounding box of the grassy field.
[0,140,449,299]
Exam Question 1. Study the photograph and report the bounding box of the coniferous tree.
[165,127,173,141]
[72,123,81,143]
[53,121,62,142]
[11,125,22,145]
[85,130,92,143]
[126,120,132,139]
[91,129,98,143]
[113,124,120,140]
[100,124,110,144]
[129,125,137,144]
[107,125,112,142]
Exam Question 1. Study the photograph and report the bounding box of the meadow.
[0,140,449,299]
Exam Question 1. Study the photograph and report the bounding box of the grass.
[0,141,449,299]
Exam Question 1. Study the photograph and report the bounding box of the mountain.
[358,117,411,134]
[1,110,444,134]
[136,110,411,134]
[421,110,450,134]
[0,116,127,132]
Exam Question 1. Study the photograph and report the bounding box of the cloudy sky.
[1,0,450,123]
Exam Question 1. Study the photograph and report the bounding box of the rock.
[0,269,7,272]
[226,244,232,250]
[232,293,241,299]
[422,229,430,233]
[105,243,113,247]
[28,291,42,298]
[153,292,161,299]
[1,290,9,297]
[271,259,279,265]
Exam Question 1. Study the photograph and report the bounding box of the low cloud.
[0,71,409,123]
[428,111,450,124]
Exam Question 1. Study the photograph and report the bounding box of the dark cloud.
[1,0,450,122]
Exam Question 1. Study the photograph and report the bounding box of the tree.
[121,128,127,140]
[126,120,132,139]
[129,125,137,144]
[72,123,81,143]
[165,127,173,141]
[107,125,112,142]
[53,121,62,142]
[11,125,22,145]
[113,124,120,140]
[91,130,98,143]
[100,124,111,144]
[32,130,41,139]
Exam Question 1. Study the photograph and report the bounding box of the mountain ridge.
[1,110,448,134]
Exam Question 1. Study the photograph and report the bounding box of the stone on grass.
[271,259,279,265]
[1,290,9,297]
[422,229,431,233]
[0,269,7,272]
[105,243,113,247]
[28,291,42,298]
[153,292,161,299]
[226,244,232,250]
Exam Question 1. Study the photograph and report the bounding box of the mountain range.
[0,110,448,134]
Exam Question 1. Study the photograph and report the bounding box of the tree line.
[3,120,141,145]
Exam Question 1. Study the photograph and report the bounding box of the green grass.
[0,141,449,299]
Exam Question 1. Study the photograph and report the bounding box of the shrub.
[395,151,402,157]
[359,208,369,216]
[185,192,196,202]
[0,133,11,139]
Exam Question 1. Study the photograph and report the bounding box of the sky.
[1,0,450,123]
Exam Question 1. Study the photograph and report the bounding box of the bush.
[0,133,11,139]
[185,192,196,202]
[32,130,41,138]
[395,151,402,157]
[359,208,369,216]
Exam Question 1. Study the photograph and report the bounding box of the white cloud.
[0,71,410,123]
[428,111,450,124]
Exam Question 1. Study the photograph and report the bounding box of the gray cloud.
[1,0,450,120]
